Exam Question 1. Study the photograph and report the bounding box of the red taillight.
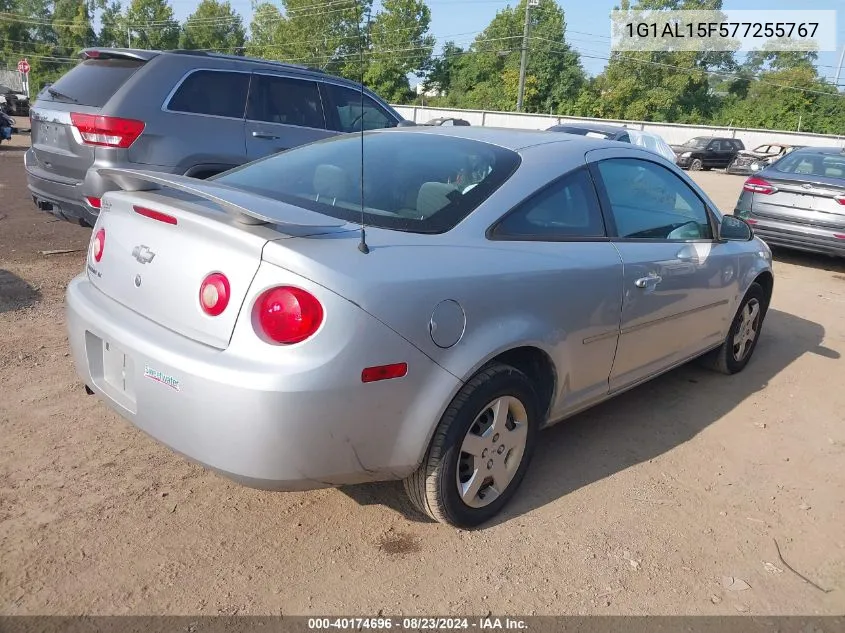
[199,273,230,316]
[835,196,845,206]
[361,363,408,383]
[834,233,845,240]
[743,177,776,195]
[92,228,105,262]
[85,196,101,208]
[133,205,178,225]
[255,286,323,345]
[746,219,758,225]
[70,112,145,149]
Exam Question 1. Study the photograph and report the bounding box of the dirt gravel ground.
[1,135,844,616]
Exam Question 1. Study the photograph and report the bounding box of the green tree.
[423,40,461,95]
[436,0,585,113]
[98,0,126,47]
[125,0,179,50]
[580,0,735,122]
[180,0,245,52]
[53,0,97,55]
[245,1,281,58]
[364,0,434,103]
[267,0,370,72]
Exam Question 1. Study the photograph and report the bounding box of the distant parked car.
[726,143,802,175]
[547,122,632,142]
[0,85,29,117]
[671,137,744,171]
[424,117,470,126]
[734,146,845,258]
[625,129,678,163]
[25,48,406,228]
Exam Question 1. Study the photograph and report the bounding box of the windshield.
[773,151,845,180]
[213,132,521,233]
[682,138,709,148]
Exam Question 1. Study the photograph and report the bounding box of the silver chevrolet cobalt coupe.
[67,127,774,528]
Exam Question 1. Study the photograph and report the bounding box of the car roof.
[377,125,618,151]
[79,47,348,84]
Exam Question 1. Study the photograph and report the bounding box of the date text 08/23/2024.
[307,617,528,630]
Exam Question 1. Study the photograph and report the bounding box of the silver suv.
[25,48,405,227]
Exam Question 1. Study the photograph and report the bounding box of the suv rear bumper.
[25,147,99,226]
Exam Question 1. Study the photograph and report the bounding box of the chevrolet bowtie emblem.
[132,245,156,264]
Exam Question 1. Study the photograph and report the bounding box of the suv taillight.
[70,113,145,149]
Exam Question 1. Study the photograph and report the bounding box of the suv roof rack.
[167,49,326,74]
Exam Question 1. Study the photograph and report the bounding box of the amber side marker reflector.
[361,363,408,383]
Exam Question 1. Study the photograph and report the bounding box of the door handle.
[252,131,280,140]
[634,274,662,289]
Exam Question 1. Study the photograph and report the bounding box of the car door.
[703,140,723,168]
[488,166,623,417]
[587,150,738,392]
[243,73,334,160]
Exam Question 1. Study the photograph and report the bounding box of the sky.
[171,0,845,84]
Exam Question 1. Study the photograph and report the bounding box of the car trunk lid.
[29,54,149,183]
[89,169,347,349]
[751,175,845,230]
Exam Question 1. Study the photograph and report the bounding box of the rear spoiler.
[97,168,345,228]
[79,48,159,62]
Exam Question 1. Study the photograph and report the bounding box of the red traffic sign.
[17,59,30,74]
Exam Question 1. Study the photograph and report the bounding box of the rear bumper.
[25,148,98,226]
[743,216,845,257]
[66,275,461,490]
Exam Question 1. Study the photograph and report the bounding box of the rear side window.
[42,59,144,107]
[246,74,324,129]
[167,70,249,119]
[492,168,606,239]
[321,83,395,132]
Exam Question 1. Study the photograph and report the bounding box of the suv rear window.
[213,131,521,234]
[42,59,144,107]
[167,70,250,119]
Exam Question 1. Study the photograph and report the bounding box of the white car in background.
[626,129,677,163]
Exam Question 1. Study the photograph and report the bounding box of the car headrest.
[313,164,348,201]
[417,182,458,218]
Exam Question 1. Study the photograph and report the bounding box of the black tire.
[690,158,703,171]
[703,282,767,375]
[404,363,540,529]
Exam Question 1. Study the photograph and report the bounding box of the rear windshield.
[41,59,145,107]
[213,132,521,234]
[773,151,845,179]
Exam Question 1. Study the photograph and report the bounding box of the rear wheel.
[704,283,767,375]
[690,158,703,171]
[404,363,539,528]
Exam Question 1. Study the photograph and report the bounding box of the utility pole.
[836,44,845,90]
[517,0,538,112]
[127,27,131,48]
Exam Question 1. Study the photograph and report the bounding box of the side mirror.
[719,215,753,241]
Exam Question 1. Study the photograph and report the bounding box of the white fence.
[393,105,845,149]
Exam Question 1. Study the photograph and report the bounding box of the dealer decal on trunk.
[143,365,181,391]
